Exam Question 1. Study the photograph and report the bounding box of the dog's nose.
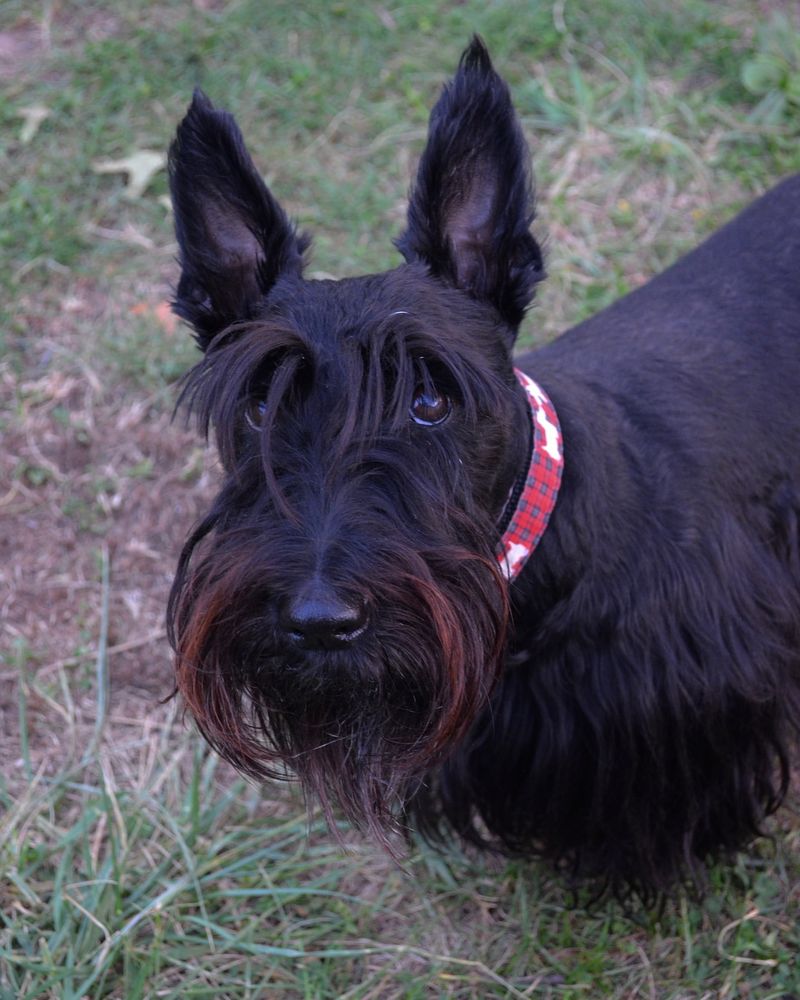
[281,586,367,650]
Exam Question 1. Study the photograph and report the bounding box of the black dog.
[167,38,800,893]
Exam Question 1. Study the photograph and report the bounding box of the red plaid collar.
[497,369,564,582]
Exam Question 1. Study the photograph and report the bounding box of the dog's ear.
[396,37,544,331]
[169,91,307,350]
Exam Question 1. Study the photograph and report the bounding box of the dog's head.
[167,38,543,838]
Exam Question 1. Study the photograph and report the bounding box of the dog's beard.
[170,537,508,844]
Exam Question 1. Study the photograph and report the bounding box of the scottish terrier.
[167,38,800,893]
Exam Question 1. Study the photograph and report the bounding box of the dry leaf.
[92,150,166,199]
[18,105,50,144]
[129,300,178,334]
[154,300,177,334]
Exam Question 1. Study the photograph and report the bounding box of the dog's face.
[167,39,543,836]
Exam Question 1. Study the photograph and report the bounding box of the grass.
[3,698,798,998]
[2,0,800,997]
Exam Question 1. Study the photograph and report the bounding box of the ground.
[2,2,800,997]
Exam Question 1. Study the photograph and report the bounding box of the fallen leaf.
[18,104,50,144]
[129,300,178,334]
[154,300,177,334]
[92,150,166,199]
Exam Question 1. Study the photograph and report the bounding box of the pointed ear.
[168,91,307,350]
[396,37,544,331]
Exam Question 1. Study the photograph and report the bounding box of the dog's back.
[434,176,800,891]
[526,175,800,498]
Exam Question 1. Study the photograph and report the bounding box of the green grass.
[2,1,800,997]
[2,687,799,998]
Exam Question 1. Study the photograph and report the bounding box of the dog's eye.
[246,399,267,429]
[410,388,451,426]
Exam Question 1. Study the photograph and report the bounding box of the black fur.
[395,40,545,327]
[167,36,800,894]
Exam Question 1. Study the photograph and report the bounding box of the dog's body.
[418,174,800,888]
[167,39,800,893]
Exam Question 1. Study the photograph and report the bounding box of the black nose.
[281,584,367,650]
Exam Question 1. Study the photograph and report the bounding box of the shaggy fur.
[167,38,800,894]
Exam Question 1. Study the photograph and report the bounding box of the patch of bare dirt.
[0,277,218,788]
[0,8,123,87]
[757,0,800,22]
[0,25,45,80]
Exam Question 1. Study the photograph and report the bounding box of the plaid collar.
[497,369,564,582]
